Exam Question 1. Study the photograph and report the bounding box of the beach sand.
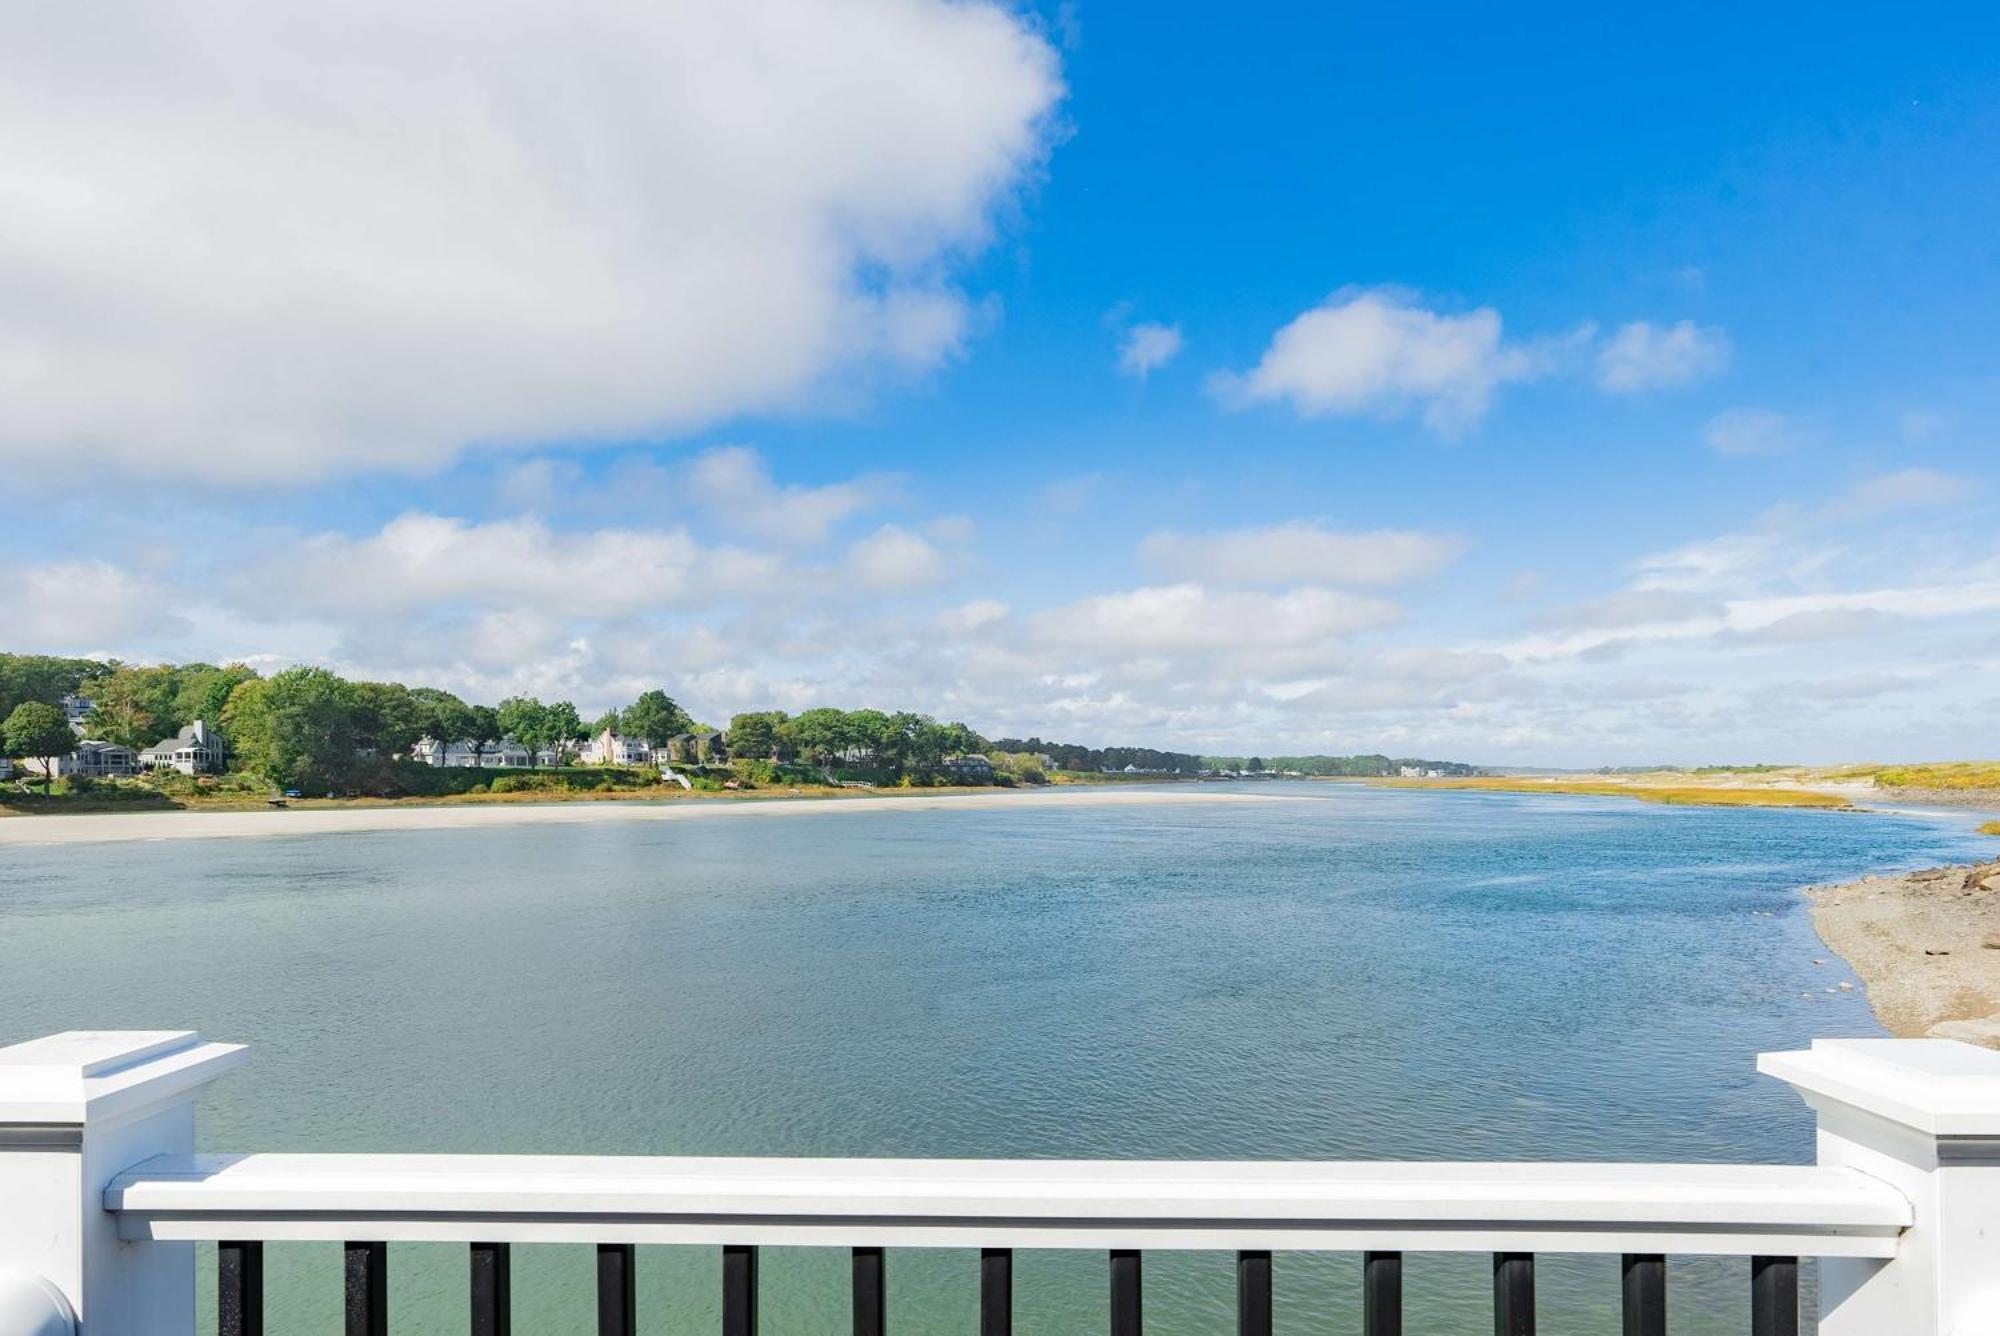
[1806,861,2000,1048]
[0,786,1296,848]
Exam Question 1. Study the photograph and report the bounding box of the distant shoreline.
[0,786,1296,847]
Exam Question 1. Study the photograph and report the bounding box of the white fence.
[2,1029,1998,1333]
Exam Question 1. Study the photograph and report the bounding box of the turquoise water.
[2,784,1991,1333]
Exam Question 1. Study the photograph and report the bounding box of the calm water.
[2,784,1991,1333]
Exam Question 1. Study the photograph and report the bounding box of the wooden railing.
[2,1030,1997,1334]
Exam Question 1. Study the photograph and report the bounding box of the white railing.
[3,1029,1999,1334]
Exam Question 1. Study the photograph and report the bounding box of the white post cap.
[0,1032,247,1128]
[1758,1037,2000,1138]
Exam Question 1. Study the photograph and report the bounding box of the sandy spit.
[0,788,1298,848]
[1806,860,2000,1048]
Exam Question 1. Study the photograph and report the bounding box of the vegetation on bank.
[1978,821,2000,836]
[1371,776,1851,809]
[1850,762,2000,792]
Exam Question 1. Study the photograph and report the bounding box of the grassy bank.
[1370,776,1850,809]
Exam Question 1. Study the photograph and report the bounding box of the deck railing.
[2,1030,1996,1334]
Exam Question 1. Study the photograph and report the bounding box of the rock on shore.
[1806,861,2000,1048]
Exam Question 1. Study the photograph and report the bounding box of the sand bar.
[1806,860,2000,1048]
[0,787,1297,848]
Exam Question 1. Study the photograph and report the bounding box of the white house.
[482,739,532,768]
[60,693,93,736]
[577,728,652,766]
[138,720,225,776]
[24,740,140,780]
[410,737,541,768]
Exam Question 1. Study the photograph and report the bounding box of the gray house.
[138,720,225,776]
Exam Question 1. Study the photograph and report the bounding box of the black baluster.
[1493,1252,1534,1336]
[852,1246,885,1336]
[724,1244,758,1336]
[218,1240,263,1336]
[1622,1254,1664,1336]
[471,1242,511,1336]
[345,1242,386,1336]
[597,1243,635,1336]
[1751,1256,1798,1336]
[1236,1250,1271,1336]
[1109,1250,1141,1336]
[980,1248,1013,1336]
[1364,1251,1402,1336]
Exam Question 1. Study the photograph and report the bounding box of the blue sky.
[3,0,1997,764]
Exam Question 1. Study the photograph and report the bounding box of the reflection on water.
[1,785,1986,1333]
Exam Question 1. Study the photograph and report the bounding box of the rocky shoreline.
[1806,860,2000,1048]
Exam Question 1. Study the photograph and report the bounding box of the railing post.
[0,1031,246,1335]
[1760,1037,2000,1336]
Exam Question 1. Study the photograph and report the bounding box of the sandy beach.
[0,786,1297,848]
[1806,860,2000,1048]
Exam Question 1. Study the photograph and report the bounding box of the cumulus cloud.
[686,446,892,545]
[2,560,189,650]
[1211,290,1545,434]
[1117,322,1183,378]
[1139,522,1464,587]
[844,525,951,593]
[1596,320,1731,392]
[1703,408,1798,456]
[1030,584,1399,654]
[0,0,1062,482]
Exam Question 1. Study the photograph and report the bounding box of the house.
[60,694,93,736]
[0,756,11,780]
[481,739,532,768]
[24,740,140,780]
[138,720,225,776]
[411,737,539,768]
[665,730,719,765]
[577,728,652,767]
[942,754,993,781]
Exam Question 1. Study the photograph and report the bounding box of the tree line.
[985,737,1206,773]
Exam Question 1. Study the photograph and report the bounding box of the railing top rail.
[106,1152,1910,1257]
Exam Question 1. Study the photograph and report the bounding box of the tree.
[349,681,427,759]
[726,711,786,762]
[1247,757,1265,773]
[788,707,854,772]
[465,705,500,768]
[543,701,585,766]
[218,668,358,793]
[3,701,75,796]
[845,709,893,769]
[591,708,622,737]
[0,653,110,722]
[408,688,475,755]
[496,696,551,766]
[621,690,688,748]
[174,663,259,730]
[86,665,179,748]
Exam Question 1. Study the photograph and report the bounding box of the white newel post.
[1761,1037,2000,1336]
[0,1032,246,1336]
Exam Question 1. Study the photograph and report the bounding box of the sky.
[3,0,1998,766]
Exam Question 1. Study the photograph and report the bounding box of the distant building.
[60,694,93,737]
[0,756,12,780]
[666,730,719,765]
[482,739,532,769]
[138,720,224,776]
[410,737,538,768]
[25,740,140,780]
[943,754,993,780]
[577,728,653,767]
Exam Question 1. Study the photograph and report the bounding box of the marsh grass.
[1373,777,1850,809]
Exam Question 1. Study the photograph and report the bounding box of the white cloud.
[1030,583,1399,654]
[939,599,1009,632]
[686,446,891,545]
[844,525,950,593]
[1596,320,1731,392]
[1117,322,1183,378]
[3,560,188,650]
[1703,408,1797,455]
[0,0,1062,482]
[1139,522,1464,587]
[1827,467,1973,519]
[1212,290,1543,434]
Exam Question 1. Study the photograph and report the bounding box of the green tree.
[465,705,500,767]
[3,701,76,796]
[845,709,894,770]
[408,688,475,754]
[218,668,358,793]
[173,663,259,730]
[726,711,786,762]
[788,707,854,772]
[0,654,110,721]
[86,665,180,748]
[543,701,585,765]
[591,708,622,737]
[496,696,551,766]
[349,681,427,758]
[621,690,688,748]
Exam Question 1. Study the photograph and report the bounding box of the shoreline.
[0,786,1295,848]
[1805,860,2000,1048]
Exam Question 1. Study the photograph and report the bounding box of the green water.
[2,784,1988,1332]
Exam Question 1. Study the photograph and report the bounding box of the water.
[1,784,1991,1333]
